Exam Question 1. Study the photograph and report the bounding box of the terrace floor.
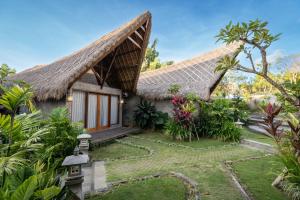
[90,127,141,144]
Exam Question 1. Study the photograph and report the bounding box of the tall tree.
[215,20,299,107]
[142,39,159,71]
[0,64,15,85]
[142,39,174,72]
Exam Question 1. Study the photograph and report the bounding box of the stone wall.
[122,95,174,127]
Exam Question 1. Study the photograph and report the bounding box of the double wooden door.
[87,94,110,130]
[72,91,119,131]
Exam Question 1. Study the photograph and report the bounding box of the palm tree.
[0,85,35,153]
[0,64,16,85]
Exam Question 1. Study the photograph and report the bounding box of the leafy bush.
[216,121,241,142]
[42,107,82,167]
[134,100,168,130]
[164,119,191,141]
[194,99,241,142]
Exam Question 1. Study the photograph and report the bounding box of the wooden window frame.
[71,90,120,132]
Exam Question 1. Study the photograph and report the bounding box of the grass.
[232,156,289,200]
[241,128,275,145]
[135,131,229,148]
[88,177,186,200]
[90,130,288,199]
[90,141,148,160]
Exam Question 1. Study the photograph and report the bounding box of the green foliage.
[168,84,181,95]
[185,92,200,102]
[134,100,168,130]
[0,85,35,114]
[194,99,242,142]
[1,162,61,200]
[215,54,240,72]
[142,39,173,72]
[216,121,241,142]
[164,119,191,141]
[42,107,82,167]
[0,64,15,85]
[216,19,280,47]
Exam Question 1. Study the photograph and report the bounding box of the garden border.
[223,154,274,200]
[130,135,239,151]
[85,171,201,200]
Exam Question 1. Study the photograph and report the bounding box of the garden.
[0,17,300,200]
[88,19,300,200]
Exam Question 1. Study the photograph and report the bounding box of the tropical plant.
[42,107,82,167]
[134,100,168,130]
[0,85,35,150]
[216,121,241,142]
[166,88,199,141]
[142,39,173,71]
[259,103,283,142]
[216,19,300,108]
[168,84,181,95]
[164,119,191,141]
[194,99,241,142]
[0,161,61,200]
[0,64,16,85]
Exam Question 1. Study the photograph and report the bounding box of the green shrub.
[42,107,82,167]
[194,99,242,142]
[134,100,168,130]
[216,121,241,142]
[164,119,191,141]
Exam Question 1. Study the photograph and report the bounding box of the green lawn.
[241,128,275,145]
[134,131,230,148]
[90,141,149,160]
[90,131,288,200]
[88,177,186,200]
[232,156,289,200]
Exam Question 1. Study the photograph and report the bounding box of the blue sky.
[1,0,300,72]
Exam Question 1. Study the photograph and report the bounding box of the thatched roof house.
[11,11,151,133]
[137,43,240,100]
[12,11,151,101]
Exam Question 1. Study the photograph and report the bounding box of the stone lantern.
[235,119,244,128]
[77,131,91,154]
[62,146,89,200]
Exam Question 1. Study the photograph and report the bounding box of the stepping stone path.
[82,161,107,194]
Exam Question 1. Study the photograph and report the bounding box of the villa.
[11,11,238,141]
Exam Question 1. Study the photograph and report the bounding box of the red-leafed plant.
[260,103,283,143]
[287,114,300,159]
[166,85,196,141]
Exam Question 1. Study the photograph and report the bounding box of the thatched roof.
[137,43,240,100]
[11,11,152,101]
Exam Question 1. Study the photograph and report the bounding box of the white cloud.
[255,49,285,65]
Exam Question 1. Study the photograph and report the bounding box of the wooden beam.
[145,20,149,28]
[91,67,102,85]
[101,48,119,88]
[128,36,141,49]
[140,25,146,32]
[134,30,143,41]
[114,64,138,70]
[116,49,140,58]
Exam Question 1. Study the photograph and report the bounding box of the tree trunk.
[7,113,14,156]
[261,74,299,107]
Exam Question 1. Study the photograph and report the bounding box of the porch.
[90,127,141,144]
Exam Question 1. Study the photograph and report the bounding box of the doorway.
[71,91,120,132]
